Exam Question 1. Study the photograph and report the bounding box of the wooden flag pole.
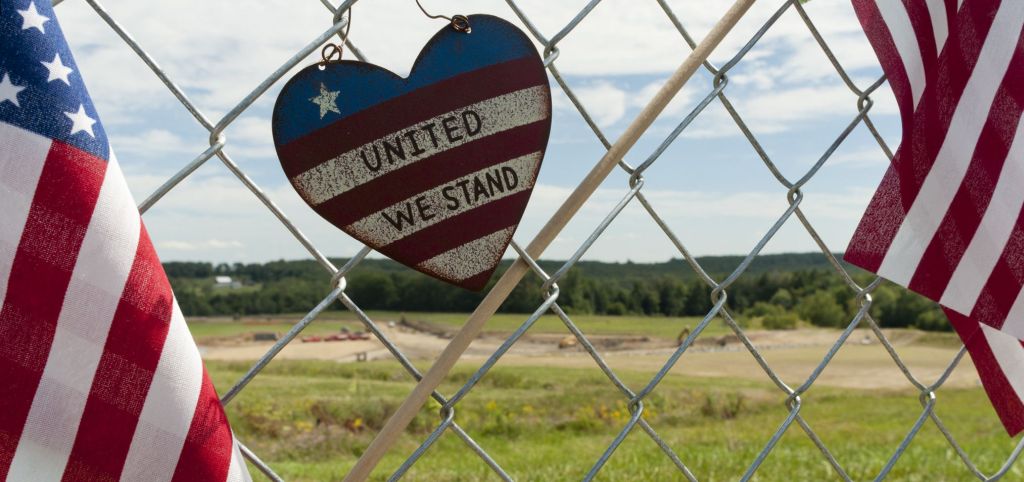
[344,1,755,479]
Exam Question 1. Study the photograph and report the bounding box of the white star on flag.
[41,53,72,85]
[0,73,25,107]
[17,1,48,33]
[64,104,95,137]
[309,82,340,119]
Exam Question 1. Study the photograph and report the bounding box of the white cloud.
[551,76,702,132]
[52,0,891,263]
[223,116,277,159]
[826,146,890,168]
[55,0,881,111]
[131,173,366,262]
[680,82,889,139]
[512,183,874,261]
[631,78,700,117]
[571,81,628,127]
[115,129,194,155]
[54,0,891,143]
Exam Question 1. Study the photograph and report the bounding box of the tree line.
[165,253,949,331]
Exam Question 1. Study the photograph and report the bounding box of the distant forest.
[165,252,949,332]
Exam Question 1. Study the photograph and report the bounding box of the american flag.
[846,0,1024,434]
[0,0,251,479]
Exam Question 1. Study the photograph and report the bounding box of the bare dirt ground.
[199,322,978,391]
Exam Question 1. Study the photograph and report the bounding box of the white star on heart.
[309,82,340,119]
[65,104,96,137]
[18,2,49,34]
[42,53,73,85]
[0,73,26,107]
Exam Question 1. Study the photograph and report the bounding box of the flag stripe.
[1003,279,1024,338]
[225,438,250,482]
[171,369,233,482]
[7,155,141,481]
[345,152,540,246]
[846,0,1003,272]
[981,324,1024,415]
[119,302,203,482]
[0,123,50,311]
[849,0,1024,435]
[877,0,1024,285]
[877,0,927,107]
[276,55,546,177]
[0,141,106,477]
[969,216,1024,335]
[874,0,1023,284]
[293,85,549,205]
[940,114,1024,313]
[902,0,939,85]
[925,0,949,52]
[315,120,549,228]
[62,227,174,481]
[907,61,1024,300]
[853,0,917,128]
[947,0,961,25]
[946,308,1024,435]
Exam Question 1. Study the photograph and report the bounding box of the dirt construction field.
[197,319,977,391]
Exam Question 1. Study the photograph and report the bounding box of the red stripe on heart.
[314,120,548,227]
[459,269,497,292]
[278,56,547,178]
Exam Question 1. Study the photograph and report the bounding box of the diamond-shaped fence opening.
[57,0,1024,479]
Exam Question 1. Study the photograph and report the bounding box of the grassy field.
[215,360,1021,481]
[188,311,722,343]
[192,312,1007,480]
[372,311,717,339]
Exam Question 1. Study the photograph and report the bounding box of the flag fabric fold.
[0,0,251,479]
[846,0,1024,435]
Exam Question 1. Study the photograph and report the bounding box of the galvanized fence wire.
[57,0,1024,479]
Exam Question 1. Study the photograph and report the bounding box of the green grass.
[187,311,724,343]
[213,360,1021,481]
[371,311,718,339]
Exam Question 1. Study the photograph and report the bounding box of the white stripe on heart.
[417,227,516,282]
[345,151,541,247]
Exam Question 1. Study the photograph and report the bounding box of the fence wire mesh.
[57,0,1024,479]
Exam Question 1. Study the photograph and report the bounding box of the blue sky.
[53,0,902,263]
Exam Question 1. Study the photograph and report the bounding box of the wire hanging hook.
[320,7,353,66]
[414,0,471,33]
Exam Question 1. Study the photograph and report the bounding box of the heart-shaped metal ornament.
[272,15,551,290]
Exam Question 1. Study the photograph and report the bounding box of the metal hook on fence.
[414,0,471,33]
[320,7,353,67]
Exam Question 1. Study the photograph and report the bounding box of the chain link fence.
[57,0,1024,479]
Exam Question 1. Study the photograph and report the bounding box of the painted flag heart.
[272,14,551,291]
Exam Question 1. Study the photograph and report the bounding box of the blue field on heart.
[273,15,538,146]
